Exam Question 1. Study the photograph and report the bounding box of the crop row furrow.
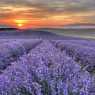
[0,39,42,73]
[50,40,95,74]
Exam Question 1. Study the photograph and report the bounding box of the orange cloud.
[0,1,95,28]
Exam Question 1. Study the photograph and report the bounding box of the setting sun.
[14,19,28,28]
[18,23,23,27]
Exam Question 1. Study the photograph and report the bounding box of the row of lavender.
[0,40,94,95]
[51,40,95,74]
[0,39,42,72]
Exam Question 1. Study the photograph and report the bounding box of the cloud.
[0,0,95,24]
[1,0,95,12]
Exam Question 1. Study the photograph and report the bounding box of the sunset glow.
[17,23,23,27]
[14,19,28,28]
[0,0,95,28]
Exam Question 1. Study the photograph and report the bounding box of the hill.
[0,28,64,39]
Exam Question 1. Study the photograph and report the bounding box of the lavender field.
[0,36,94,95]
[0,0,95,94]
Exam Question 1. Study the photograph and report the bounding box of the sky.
[0,0,95,28]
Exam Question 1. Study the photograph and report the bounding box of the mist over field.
[40,28,95,39]
[1,24,95,39]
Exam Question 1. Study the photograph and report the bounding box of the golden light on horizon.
[18,23,23,27]
[14,19,29,28]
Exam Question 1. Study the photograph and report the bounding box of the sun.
[18,23,23,27]
[14,19,28,28]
